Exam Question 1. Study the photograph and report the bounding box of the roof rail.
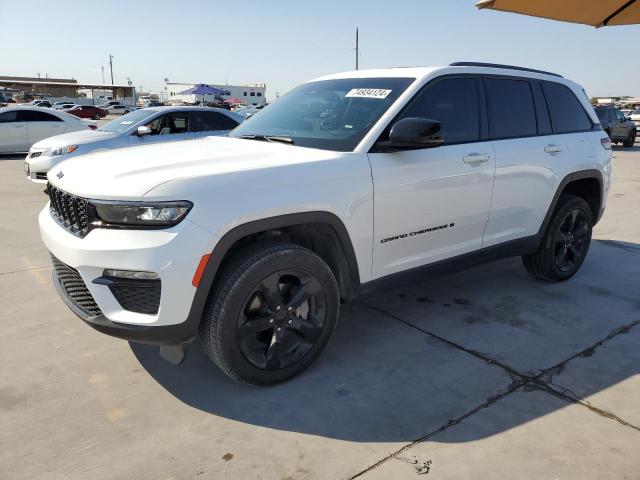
[449,62,563,78]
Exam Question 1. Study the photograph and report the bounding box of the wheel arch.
[538,169,604,237]
[184,211,361,337]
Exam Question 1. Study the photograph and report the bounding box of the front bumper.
[24,150,58,183]
[40,205,214,344]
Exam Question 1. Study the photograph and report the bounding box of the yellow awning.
[476,0,640,27]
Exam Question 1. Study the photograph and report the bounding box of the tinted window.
[595,108,606,121]
[531,82,552,135]
[190,111,238,132]
[399,77,480,144]
[614,109,625,121]
[148,112,189,135]
[0,111,18,123]
[19,110,62,122]
[485,78,536,139]
[543,82,592,133]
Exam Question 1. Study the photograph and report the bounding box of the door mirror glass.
[137,125,152,136]
[386,117,444,149]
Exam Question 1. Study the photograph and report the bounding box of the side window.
[485,78,536,139]
[152,112,189,135]
[0,111,18,123]
[543,82,593,133]
[399,77,481,144]
[190,111,239,132]
[531,82,552,135]
[19,110,63,122]
[615,110,625,121]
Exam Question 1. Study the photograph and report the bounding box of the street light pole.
[109,54,114,85]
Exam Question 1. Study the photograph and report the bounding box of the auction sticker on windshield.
[120,121,134,125]
[345,88,392,99]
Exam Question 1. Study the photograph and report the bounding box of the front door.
[369,76,495,279]
[0,110,27,152]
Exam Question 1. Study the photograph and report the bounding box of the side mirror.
[382,117,444,150]
[136,125,152,136]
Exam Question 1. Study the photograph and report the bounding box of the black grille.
[109,280,161,315]
[51,255,102,318]
[48,183,90,237]
[30,151,42,158]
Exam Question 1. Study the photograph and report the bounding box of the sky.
[2,0,638,100]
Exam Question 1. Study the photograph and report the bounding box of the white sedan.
[0,107,92,155]
[104,104,134,115]
[25,106,243,182]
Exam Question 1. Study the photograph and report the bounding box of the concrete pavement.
[0,146,638,479]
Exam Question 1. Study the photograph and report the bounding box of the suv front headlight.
[92,201,193,227]
[48,145,78,157]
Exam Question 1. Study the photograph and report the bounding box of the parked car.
[16,100,52,108]
[98,100,122,110]
[104,104,134,115]
[628,107,640,131]
[619,108,634,116]
[233,106,261,119]
[25,106,242,182]
[594,106,636,146]
[53,102,78,110]
[40,63,611,385]
[66,105,108,120]
[0,107,92,156]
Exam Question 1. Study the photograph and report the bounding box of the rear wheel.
[92,113,100,120]
[623,129,636,147]
[522,195,593,282]
[200,243,340,385]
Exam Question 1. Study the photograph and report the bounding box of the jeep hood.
[47,136,337,199]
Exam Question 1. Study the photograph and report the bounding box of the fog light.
[103,269,159,280]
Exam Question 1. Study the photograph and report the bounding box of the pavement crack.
[0,265,52,276]
[349,382,525,479]
[362,301,528,379]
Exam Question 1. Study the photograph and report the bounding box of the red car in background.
[66,105,108,120]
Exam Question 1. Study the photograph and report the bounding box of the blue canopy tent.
[178,84,229,105]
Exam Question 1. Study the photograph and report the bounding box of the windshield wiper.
[238,134,294,145]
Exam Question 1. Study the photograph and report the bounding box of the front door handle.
[463,153,491,164]
[544,144,563,154]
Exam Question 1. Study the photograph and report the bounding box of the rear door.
[369,75,496,278]
[189,110,239,138]
[21,110,67,146]
[0,110,28,152]
[483,78,593,246]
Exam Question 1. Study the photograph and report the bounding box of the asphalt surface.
[1,144,639,479]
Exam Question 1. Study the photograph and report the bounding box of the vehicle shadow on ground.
[132,239,640,442]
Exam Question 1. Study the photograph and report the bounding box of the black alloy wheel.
[552,209,589,273]
[200,243,340,385]
[237,269,326,370]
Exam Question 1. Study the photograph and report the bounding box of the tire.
[623,129,636,147]
[92,114,100,120]
[522,194,593,282]
[200,243,340,385]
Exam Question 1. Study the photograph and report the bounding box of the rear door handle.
[544,144,563,154]
[463,153,491,164]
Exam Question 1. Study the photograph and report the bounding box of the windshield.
[229,77,414,151]
[98,109,154,133]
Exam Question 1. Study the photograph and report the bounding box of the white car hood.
[47,136,338,199]
[32,129,118,150]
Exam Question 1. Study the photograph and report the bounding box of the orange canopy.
[476,0,640,27]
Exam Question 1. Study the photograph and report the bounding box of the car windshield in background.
[98,109,153,133]
[595,108,606,120]
[229,77,414,151]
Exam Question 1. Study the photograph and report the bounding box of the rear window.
[543,82,593,133]
[485,78,536,139]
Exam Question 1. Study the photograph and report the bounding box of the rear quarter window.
[543,81,593,133]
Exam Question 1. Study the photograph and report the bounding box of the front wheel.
[623,129,636,147]
[522,195,593,282]
[200,243,340,385]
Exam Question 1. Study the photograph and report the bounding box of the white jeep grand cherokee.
[40,63,612,385]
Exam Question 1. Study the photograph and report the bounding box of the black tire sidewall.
[540,196,593,280]
[205,245,339,385]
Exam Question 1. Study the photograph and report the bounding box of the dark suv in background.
[595,106,636,147]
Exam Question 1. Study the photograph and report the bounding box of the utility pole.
[355,27,359,70]
[109,54,114,84]
[101,66,105,85]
